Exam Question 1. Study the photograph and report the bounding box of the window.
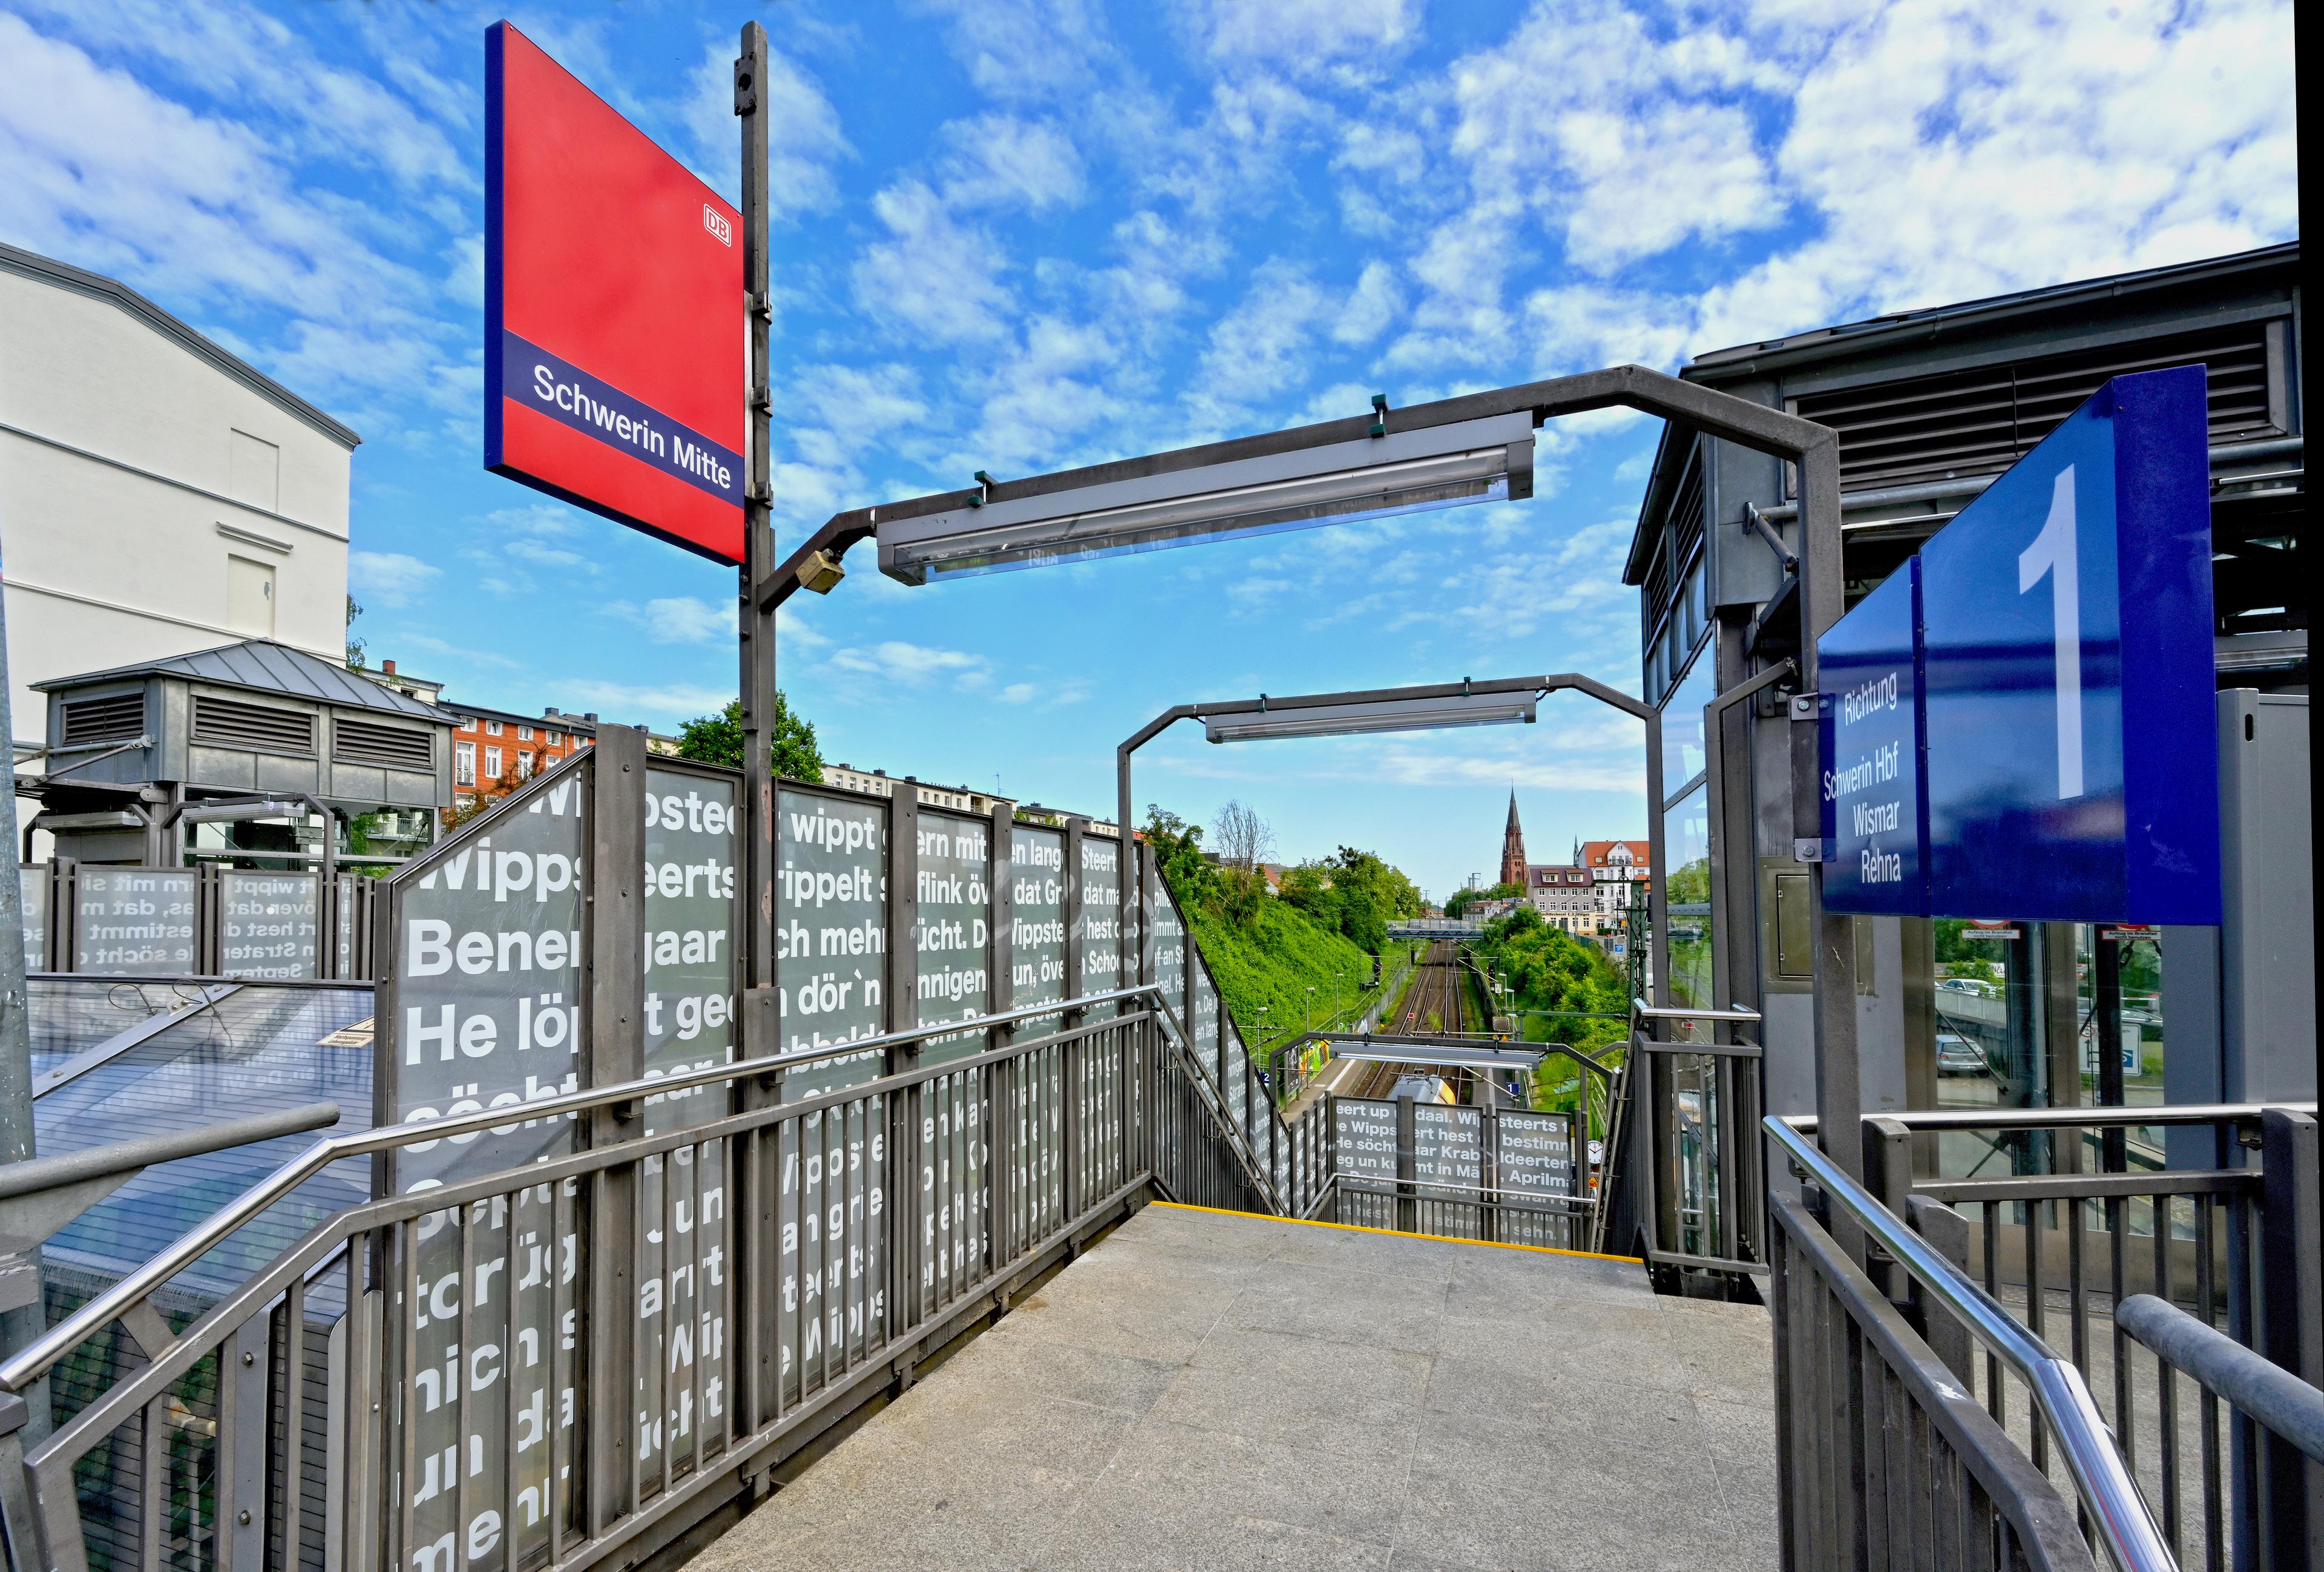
[485,746,503,778]
[546,730,561,746]
[518,750,535,779]
[1664,784,1715,1025]
[485,720,503,737]
[519,725,534,741]
[456,741,476,785]
[1660,648,1718,792]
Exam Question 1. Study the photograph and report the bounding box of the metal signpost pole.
[737,24,777,1052]
[732,22,778,1440]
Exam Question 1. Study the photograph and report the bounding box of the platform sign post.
[1816,366,2220,926]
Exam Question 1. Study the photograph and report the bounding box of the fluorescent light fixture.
[878,412,1534,585]
[1328,1042,1543,1069]
[1205,690,1536,744]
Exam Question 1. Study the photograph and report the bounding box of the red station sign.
[485,21,746,564]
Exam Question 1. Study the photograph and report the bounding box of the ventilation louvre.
[332,719,433,772]
[1796,323,2280,492]
[191,695,315,754]
[58,693,145,747]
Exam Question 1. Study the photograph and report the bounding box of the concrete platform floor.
[692,1202,1778,1572]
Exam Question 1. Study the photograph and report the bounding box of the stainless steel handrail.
[1633,998,1763,1022]
[1766,1113,2174,1572]
[0,982,1173,1393]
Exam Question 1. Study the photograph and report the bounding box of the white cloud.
[937,114,1086,211]
[11,0,470,194]
[1449,1,1787,274]
[350,550,441,608]
[853,179,1014,343]
[387,631,522,671]
[828,640,993,688]
[1195,265,1332,409]
[1183,0,1420,76]
[915,0,1117,106]
[608,597,730,644]
[997,682,1038,703]
[0,12,456,416]
[1371,744,1644,794]
[559,680,735,729]
[1428,0,2299,376]
[680,38,849,216]
[1333,260,1403,345]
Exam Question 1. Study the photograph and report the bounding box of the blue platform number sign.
[1819,366,2221,925]
[1820,558,1926,915]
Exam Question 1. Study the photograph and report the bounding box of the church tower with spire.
[1498,791,1527,888]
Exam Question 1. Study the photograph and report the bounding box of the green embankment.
[1472,909,1629,1111]
[1181,896,1382,1053]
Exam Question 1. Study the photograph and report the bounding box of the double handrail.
[0,982,1222,1396]
[1764,1113,2175,1572]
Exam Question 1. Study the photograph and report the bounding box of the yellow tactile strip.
[1149,1199,1645,1265]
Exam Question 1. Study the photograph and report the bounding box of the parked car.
[1936,1034,1988,1076]
[1937,977,1998,999]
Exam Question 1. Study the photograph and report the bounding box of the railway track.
[1338,942,1487,1099]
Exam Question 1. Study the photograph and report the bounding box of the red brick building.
[447,704,596,815]
[360,659,605,820]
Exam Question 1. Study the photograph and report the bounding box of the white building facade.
[2,244,359,778]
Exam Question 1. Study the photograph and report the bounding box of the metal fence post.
[1862,1116,1913,1306]
[2257,1108,2320,1568]
[990,803,1015,1052]
[1396,1093,1417,1235]
[884,786,920,1346]
[1902,1194,1975,1387]
[1482,1102,1501,1245]
[1061,819,1084,1222]
[583,726,645,1534]
[988,803,1014,1261]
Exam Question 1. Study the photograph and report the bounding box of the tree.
[675,694,824,781]
[344,594,366,668]
[1272,846,1422,954]
[1446,880,1521,918]
[1142,805,1215,903]
[1212,799,1275,870]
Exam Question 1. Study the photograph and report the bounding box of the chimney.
[584,712,597,723]
[382,659,397,676]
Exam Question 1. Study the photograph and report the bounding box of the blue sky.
[1,0,2296,901]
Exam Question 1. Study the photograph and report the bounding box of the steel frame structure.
[752,367,1857,1185]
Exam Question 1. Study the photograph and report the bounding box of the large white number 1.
[2018,466,2083,800]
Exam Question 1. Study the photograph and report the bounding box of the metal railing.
[1768,1113,2159,1570]
[1309,1090,1597,1251]
[1853,1103,2321,1572]
[0,984,1273,1572]
[2118,1295,2324,1464]
[1614,998,1765,1278]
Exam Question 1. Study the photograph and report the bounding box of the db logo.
[703,205,732,246]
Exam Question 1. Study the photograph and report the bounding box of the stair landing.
[692,1202,1778,1571]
